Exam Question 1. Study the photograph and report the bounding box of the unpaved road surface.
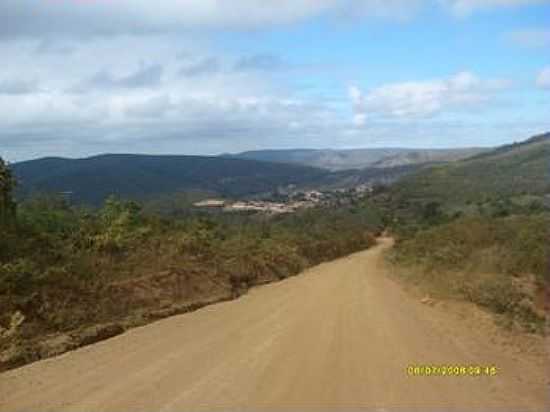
[1,238,548,411]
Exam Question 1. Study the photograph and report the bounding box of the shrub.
[0,259,40,295]
[0,158,16,228]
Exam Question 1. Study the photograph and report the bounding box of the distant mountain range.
[222,147,489,171]
[11,133,548,206]
[11,154,326,205]
[12,154,421,205]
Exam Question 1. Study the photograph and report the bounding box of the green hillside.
[225,147,487,171]
[390,132,550,205]
[12,154,425,206]
[0,172,383,369]
[12,154,331,205]
[381,133,550,333]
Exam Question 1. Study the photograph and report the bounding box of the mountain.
[12,154,430,206]
[14,136,520,207]
[313,164,423,189]
[12,154,330,205]
[224,147,488,171]
[390,132,550,205]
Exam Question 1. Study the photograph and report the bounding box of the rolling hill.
[11,154,423,205]
[14,134,532,207]
[224,147,488,171]
[12,154,331,205]
[390,132,550,205]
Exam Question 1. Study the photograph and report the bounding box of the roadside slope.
[0,238,547,411]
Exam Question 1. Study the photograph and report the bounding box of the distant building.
[354,184,373,194]
[193,199,226,208]
[304,190,323,201]
[225,201,292,214]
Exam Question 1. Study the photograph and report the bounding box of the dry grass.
[388,214,549,334]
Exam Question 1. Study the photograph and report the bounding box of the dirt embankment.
[1,237,548,411]
[0,262,265,371]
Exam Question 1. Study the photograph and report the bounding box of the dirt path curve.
[1,237,548,411]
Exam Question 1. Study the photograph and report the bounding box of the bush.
[0,259,40,295]
[0,194,381,355]
[393,214,550,282]
[0,158,16,228]
[390,214,549,330]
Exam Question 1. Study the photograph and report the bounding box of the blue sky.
[0,0,549,161]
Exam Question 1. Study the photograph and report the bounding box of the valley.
[1,131,549,411]
[2,3,549,410]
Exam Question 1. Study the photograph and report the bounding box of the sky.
[1,0,549,162]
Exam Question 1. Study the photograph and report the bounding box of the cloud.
[234,54,289,72]
[348,86,367,126]
[125,95,174,118]
[350,71,510,122]
[0,0,335,37]
[536,67,550,89]
[179,57,221,77]
[337,0,426,21]
[507,29,550,48]
[0,91,343,161]
[1,0,544,38]
[0,3,545,162]
[0,78,38,95]
[444,0,546,16]
[80,64,163,91]
[35,39,76,55]
[0,32,342,159]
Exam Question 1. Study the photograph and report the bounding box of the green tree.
[422,201,442,224]
[92,196,146,254]
[0,157,16,227]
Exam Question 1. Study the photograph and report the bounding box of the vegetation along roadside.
[0,158,382,371]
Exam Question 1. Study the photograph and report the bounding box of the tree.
[92,196,145,254]
[422,201,442,224]
[0,157,16,227]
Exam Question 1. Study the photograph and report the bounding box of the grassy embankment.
[388,214,549,333]
[379,134,550,333]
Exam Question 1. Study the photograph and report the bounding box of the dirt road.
[1,237,548,411]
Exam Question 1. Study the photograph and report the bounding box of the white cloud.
[508,29,550,48]
[536,67,550,89]
[0,78,39,95]
[348,86,364,107]
[336,0,426,20]
[1,0,545,37]
[0,0,351,36]
[0,32,346,160]
[0,2,545,161]
[78,64,164,91]
[349,86,367,126]
[350,71,510,122]
[444,0,546,16]
[124,95,174,118]
[352,113,368,127]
